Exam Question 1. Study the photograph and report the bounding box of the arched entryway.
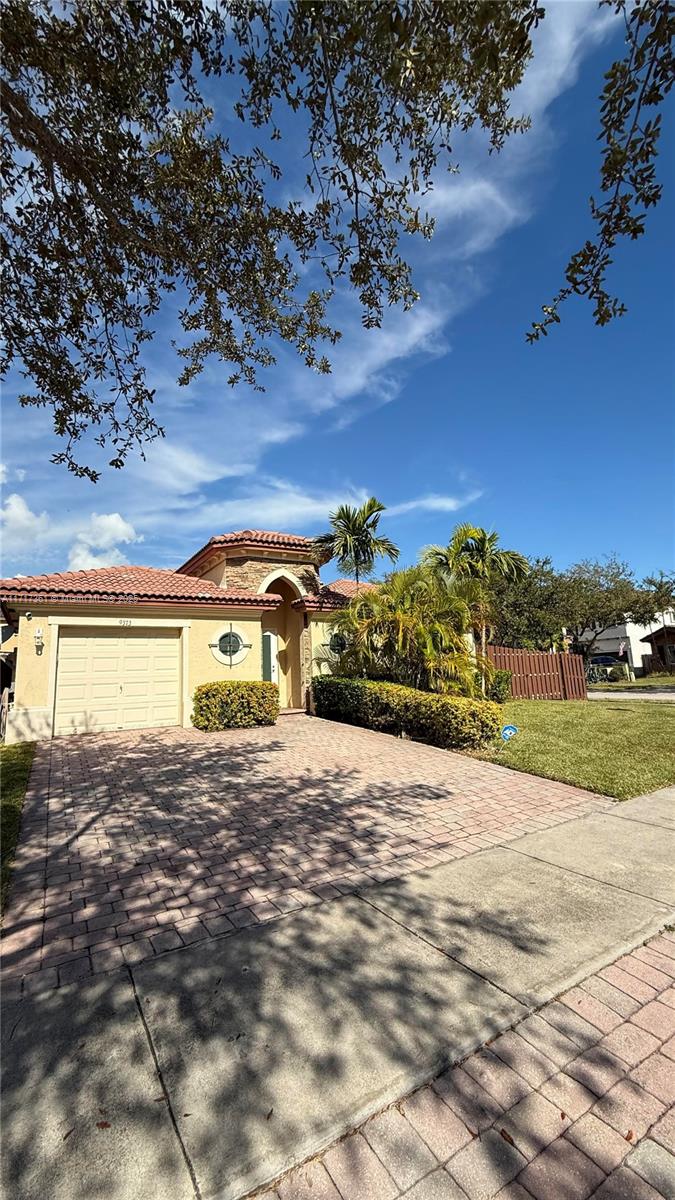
[261,575,304,709]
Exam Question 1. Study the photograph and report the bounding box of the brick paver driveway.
[3,716,608,995]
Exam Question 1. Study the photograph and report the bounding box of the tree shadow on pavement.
[0,722,644,1200]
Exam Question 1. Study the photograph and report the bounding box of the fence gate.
[487,646,587,701]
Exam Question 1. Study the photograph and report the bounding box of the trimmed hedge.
[312,677,501,750]
[192,681,279,730]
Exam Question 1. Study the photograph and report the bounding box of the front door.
[262,630,278,685]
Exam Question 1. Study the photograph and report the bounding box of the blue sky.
[1,3,673,581]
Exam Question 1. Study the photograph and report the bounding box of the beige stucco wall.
[7,611,61,742]
[309,614,338,676]
[197,558,228,587]
[13,611,55,708]
[6,604,268,742]
[5,600,343,741]
[260,584,304,708]
[187,614,263,694]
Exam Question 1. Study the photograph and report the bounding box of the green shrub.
[608,665,627,682]
[192,681,279,730]
[487,669,512,703]
[312,677,500,750]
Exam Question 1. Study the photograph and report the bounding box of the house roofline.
[0,592,283,612]
[176,534,328,575]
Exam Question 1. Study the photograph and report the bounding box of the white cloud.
[252,289,462,442]
[144,477,483,544]
[430,177,528,258]
[513,2,615,119]
[148,477,368,538]
[67,544,131,571]
[67,512,141,570]
[75,512,140,552]
[298,299,450,412]
[1,493,50,557]
[388,490,483,517]
[0,491,142,574]
[423,3,616,264]
[1,463,28,486]
[135,443,253,495]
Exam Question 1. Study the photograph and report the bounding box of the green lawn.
[1,742,35,916]
[589,673,675,691]
[475,699,675,800]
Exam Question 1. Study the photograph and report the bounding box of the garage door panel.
[92,658,123,674]
[57,684,88,702]
[154,683,178,699]
[123,681,151,699]
[122,657,151,672]
[91,682,121,700]
[55,627,181,736]
[59,656,91,674]
[56,708,121,734]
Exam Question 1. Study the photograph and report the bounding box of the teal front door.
[262,631,278,683]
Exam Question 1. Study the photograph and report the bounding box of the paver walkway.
[2,716,606,995]
[257,932,675,1200]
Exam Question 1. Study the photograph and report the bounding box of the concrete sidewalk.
[2,789,674,1200]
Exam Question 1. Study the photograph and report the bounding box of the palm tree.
[330,565,478,695]
[314,496,399,589]
[424,523,529,693]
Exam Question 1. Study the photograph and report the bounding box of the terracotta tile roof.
[210,530,317,549]
[176,529,324,574]
[293,578,377,610]
[0,566,282,608]
[326,578,377,597]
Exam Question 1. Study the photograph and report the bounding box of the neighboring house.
[578,610,675,676]
[0,529,360,744]
[640,623,675,673]
[0,620,17,696]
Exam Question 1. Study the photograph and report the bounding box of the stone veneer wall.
[223,555,321,595]
[300,622,313,708]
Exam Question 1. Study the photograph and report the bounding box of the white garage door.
[54,627,181,736]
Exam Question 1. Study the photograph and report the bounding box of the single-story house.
[0,529,365,744]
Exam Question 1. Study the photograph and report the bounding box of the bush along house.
[0,530,360,743]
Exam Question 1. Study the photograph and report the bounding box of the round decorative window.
[209,625,250,666]
[329,632,347,654]
[219,631,242,657]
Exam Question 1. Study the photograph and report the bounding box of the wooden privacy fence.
[487,646,587,701]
